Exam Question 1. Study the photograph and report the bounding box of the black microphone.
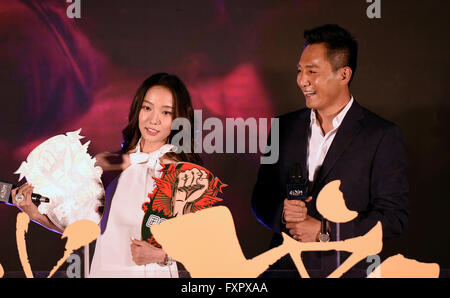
[0,181,50,205]
[286,163,309,201]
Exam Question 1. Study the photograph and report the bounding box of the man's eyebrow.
[297,64,319,69]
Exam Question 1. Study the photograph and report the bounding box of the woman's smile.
[144,127,160,136]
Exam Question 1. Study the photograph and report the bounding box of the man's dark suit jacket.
[251,100,409,278]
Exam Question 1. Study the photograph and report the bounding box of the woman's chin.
[140,137,168,152]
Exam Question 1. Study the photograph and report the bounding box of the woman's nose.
[148,111,161,125]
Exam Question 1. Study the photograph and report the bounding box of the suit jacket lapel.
[313,101,365,190]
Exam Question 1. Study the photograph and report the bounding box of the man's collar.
[310,96,354,129]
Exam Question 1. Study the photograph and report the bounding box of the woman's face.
[138,85,175,153]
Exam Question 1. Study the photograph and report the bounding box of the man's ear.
[339,66,353,85]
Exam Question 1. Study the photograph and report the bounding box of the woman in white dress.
[89,73,201,278]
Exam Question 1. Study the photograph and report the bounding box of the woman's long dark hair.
[121,73,201,164]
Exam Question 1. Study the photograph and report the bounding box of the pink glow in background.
[0,0,294,272]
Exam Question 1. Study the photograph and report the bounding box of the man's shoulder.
[358,104,399,132]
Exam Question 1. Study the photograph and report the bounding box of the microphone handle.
[321,217,327,234]
[30,193,50,203]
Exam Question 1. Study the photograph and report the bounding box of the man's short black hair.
[304,24,358,85]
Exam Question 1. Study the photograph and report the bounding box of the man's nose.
[297,72,310,88]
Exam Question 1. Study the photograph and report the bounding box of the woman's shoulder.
[125,147,138,155]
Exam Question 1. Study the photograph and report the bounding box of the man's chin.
[305,97,320,110]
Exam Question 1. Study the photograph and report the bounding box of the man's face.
[296,43,342,112]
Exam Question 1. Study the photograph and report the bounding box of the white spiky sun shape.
[14,129,104,230]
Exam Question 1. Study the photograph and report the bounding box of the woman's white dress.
[89,143,178,278]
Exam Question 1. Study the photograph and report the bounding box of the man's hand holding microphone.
[284,197,322,242]
[284,163,322,242]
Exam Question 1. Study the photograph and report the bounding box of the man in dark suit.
[251,24,409,278]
